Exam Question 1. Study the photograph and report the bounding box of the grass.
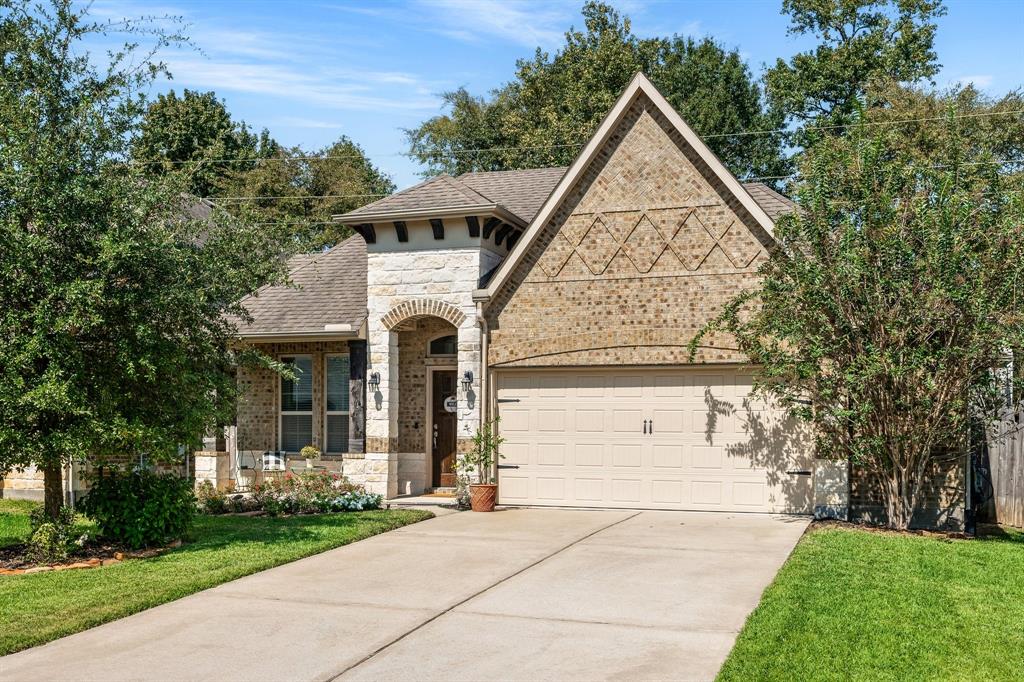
[0,503,432,655]
[719,524,1024,681]
[0,499,38,548]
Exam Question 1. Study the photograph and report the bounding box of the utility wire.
[130,108,1024,167]
[206,157,1024,202]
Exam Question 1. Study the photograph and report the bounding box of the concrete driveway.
[1,508,808,682]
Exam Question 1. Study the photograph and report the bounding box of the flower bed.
[197,471,383,517]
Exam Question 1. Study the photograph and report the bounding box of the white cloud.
[276,116,346,129]
[418,0,571,48]
[162,56,442,111]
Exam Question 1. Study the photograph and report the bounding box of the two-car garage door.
[496,368,813,513]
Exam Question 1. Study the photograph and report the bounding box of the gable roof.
[482,72,780,299]
[457,167,569,224]
[233,235,367,339]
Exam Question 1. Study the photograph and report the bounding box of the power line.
[204,157,1024,202]
[130,108,1024,167]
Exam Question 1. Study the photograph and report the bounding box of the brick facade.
[487,95,770,367]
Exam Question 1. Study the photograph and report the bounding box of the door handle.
[642,419,648,434]
[786,469,812,476]
[498,464,520,469]
[649,420,653,435]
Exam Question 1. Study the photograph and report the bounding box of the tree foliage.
[407,2,787,180]
[693,108,1024,529]
[132,89,261,198]
[135,92,394,250]
[0,0,292,518]
[766,0,946,135]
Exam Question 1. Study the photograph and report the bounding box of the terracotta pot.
[469,483,498,512]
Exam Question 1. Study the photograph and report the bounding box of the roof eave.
[332,204,526,229]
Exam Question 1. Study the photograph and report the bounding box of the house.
[131,75,975,527]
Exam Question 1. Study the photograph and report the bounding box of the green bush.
[196,480,228,514]
[26,506,78,563]
[80,468,195,548]
[250,471,381,516]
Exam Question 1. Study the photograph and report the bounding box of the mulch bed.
[0,539,179,575]
[812,518,971,541]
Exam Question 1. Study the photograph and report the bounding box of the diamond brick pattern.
[621,215,667,273]
[576,217,619,275]
[537,232,576,277]
[718,222,761,268]
[669,210,717,270]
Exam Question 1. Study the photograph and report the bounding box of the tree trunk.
[42,461,63,520]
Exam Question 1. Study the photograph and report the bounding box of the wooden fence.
[988,414,1024,528]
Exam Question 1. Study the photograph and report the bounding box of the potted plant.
[458,418,504,512]
[300,444,321,469]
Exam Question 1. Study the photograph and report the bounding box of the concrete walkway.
[0,509,809,682]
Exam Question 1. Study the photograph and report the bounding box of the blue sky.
[90,0,1024,190]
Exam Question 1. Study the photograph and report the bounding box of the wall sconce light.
[461,370,473,392]
[368,371,380,391]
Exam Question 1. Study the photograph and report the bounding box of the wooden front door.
[431,370,458,488]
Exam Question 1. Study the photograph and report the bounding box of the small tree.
[693,114,1024,530]
[0,1,290,519]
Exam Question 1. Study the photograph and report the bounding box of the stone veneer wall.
[486,94,771,367]
[366,246,484,497]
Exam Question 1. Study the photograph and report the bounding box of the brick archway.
[381,299,467,331]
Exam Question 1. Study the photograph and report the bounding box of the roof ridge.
[437,174,495,205]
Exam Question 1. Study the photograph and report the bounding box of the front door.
[431,370,458,488]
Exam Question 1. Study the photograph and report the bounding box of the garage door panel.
[574,443,604,466]
[575,409,605,433]
[497,368,812,513]
[612,409,643,433]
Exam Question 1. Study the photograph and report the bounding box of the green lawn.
[0,503,432,655]
[0,499,38,547]
[719,524,1024,681]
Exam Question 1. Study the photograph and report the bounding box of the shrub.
[250,471,381,516]
[26,505,79,563]
[80,468,195,548]
[196,480,228,514]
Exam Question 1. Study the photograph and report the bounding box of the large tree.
[693,106,1024,529]
[765,0,946,137]
[407,2,787,180]
[215,135,395,251]
[132,89,261,198]
[0,0,291,518]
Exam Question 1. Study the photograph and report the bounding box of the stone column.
[456,320,482,479]
[365,323,399,498]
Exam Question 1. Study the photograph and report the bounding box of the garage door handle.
[497,398,520,403]
[498,464,519,469]
[787,469,812,476]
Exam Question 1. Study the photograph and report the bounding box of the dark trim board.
[466,216,480,238]
[393,221,408,242]
[483,217,502,239]
[430,219,444,240]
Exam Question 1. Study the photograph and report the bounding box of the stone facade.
[365,244,487,497]
[487,95,770,368]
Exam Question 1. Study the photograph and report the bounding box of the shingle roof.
[741,182,798,220]
[334,174,495,224]
[336,167,796,228]
[234,236,367,338]
[457,167,569,223]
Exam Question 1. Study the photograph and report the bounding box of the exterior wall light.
[461,370,473,392]
[368,371,380,391]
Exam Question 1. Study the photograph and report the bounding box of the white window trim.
[279,354,313,454]
[324,352,350,454]
[426,331,458,358]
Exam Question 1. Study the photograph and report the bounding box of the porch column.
[366,323,399,498]
[456,320,482,471]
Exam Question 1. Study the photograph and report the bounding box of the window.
[279,356,312,452]
[325,354,350,453]
[428,334,457,357]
